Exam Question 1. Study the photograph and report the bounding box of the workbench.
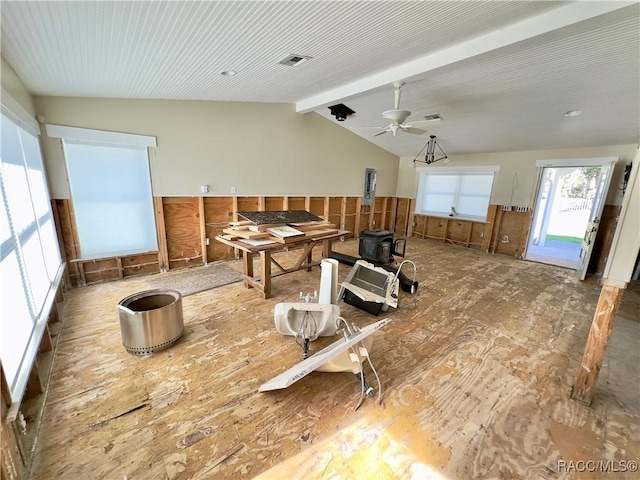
[215,230,351,299]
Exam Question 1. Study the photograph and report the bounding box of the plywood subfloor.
[28,239,639,479]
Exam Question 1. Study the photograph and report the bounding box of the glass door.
[526,159,616,275]
[577,160,615,280]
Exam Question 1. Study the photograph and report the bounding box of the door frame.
[526,157,618,273]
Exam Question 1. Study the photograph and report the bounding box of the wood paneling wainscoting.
[393,200,534,258]
[52,196,619,288]
[53,196,397,287]
[589,205,621,275]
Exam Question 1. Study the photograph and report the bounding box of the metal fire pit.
[117,289,184,355]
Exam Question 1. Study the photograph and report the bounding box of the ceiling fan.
[373,81,427,137]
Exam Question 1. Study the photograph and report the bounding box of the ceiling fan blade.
[373,130,388,137]
[404,127,427,135]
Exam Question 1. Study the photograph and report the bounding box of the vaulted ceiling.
[2,1,638,157]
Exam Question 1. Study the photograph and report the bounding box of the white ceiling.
[1,1,638,158]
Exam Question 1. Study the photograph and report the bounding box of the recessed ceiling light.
[221,70,237,76]
[564,109,582,117]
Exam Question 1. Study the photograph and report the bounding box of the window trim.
[415,165,501,174]
[45,124,157,148]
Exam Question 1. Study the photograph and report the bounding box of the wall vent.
[278,54,312,66]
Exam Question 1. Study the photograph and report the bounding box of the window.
[1,112,63,403]
[415,166,499,221]
[64,142,157,258]
[46,125,158,259]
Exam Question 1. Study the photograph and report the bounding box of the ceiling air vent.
[278,54,312,66]
[423,113,443,121]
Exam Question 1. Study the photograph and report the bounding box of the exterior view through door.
[526,158,616,277]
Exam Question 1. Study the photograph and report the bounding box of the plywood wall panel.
[81,258,118,274]
[343,216,356,234]
[53,199,81,285]
[344,197,358,214]
[264,197,284,211]
[589,205,621,274]
[120,253,160,278]
[413,215,427,237]
[382,198,393,230]
[205,222,232,262]
[425,216,447,240]
[470,223,485,249]
[308,197,325,216]
[447,220,470,244]
[372,212,383,229]
[387,197,397,231]
[80,258,119,284]
[237,197,260,213]
[494,209,532,257]
[207,242,234,262]
[204,197,234,224]
[370,197,388,230]
[343,197,359,234]
[163,197,202,266]
[483,205,500,252]
[327,213,342,228]
[120,253,159,267]
[411,214,487,250]
[122,263,160,278]
[327,197,342,227]
[286,197,306,211]
[51,196,547,291]
[394,198,410,236]
[329,197,342,214]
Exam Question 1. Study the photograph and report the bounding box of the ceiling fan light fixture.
[371,82,426,138]
[382,109,411,124]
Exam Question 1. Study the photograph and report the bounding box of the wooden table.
[215,230,351,299]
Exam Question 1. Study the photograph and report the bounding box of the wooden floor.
[28,238,639,479]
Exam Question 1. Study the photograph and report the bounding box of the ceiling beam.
[295,1,636,113]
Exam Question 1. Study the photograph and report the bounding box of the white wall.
[33,97,399,199]
[397,144,638,206]
[18,92,639,209]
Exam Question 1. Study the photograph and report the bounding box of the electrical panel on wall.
[363,168,377,206]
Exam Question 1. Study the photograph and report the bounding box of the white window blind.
[63,141,157,258]
[415,167,498,221]
[1,112,63,403]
